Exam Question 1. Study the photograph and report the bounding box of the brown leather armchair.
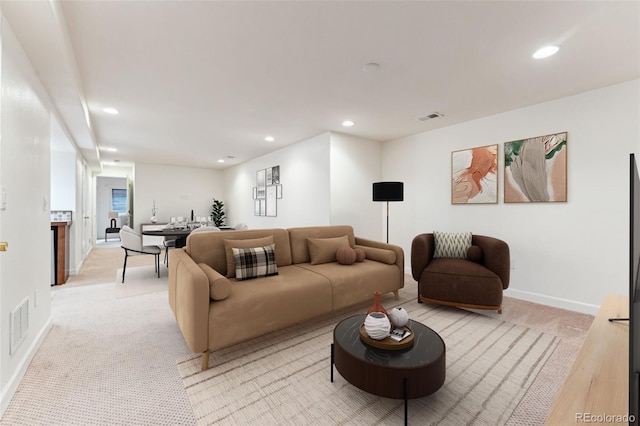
[411,233,510,313]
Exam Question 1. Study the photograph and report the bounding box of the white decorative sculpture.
[364,312,391,340]
[388,307,410,328]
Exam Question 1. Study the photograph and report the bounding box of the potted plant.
[211,198,226,227]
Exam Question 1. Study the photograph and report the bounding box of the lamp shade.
[373,182,404,202]
[108,211,119,219]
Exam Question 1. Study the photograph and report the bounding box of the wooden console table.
[545,293,628,424]
[51,221,71,285]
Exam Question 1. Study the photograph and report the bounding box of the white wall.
[384,79,640,314]
[51,148,83,274]
[0,16,53,414]
[73,154,88,272]
[133,163,223,230]
[223,131,385,239]
[97,164,134,179]
[224,133,332,229]
[330,133,383,240]
[50,150,76,210]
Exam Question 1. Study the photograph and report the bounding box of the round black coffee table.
[331,314,446,424]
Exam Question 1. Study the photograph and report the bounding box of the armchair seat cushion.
[420,258,503,308]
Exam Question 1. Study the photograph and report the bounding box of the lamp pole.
[385,201,390,244]
[372,181,403,244]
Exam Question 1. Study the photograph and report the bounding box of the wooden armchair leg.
[201,350,210,371]
[393,290,399,300]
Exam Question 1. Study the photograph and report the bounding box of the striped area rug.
[177,286,558,425]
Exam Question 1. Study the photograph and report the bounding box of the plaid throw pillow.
[433,231,472,259]
[232,244,278,281]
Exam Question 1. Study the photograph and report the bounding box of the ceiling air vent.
[418,112,444,121]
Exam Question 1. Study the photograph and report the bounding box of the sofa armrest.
[168,248,210,353]
[472,235,510,289]
[355,237,404,280]
[411,233,434,282]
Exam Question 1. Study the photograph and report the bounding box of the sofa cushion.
[354,248,366,262]
[208,265,332,351]
[224,236,274,278]
[232,244,278,281]
[355,245,396,264]
[198,263,231,300]
[467,245,484,263]
[288,226,356,264]
[433,231,472,259]
[307,235,350,265]
[420,258,503,307]
[186,229,291,275]
[298,261,402,311]
[336,246,357,265]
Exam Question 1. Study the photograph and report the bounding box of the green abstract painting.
[504,132,567,203]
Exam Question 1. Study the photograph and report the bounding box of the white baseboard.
[404,270,600,315]
[505,288,600,315]
[1,316,53,417]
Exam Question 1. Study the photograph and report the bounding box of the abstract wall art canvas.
[451,144,498,204]
[504,132,567,203]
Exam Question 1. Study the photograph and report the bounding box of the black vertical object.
[630,153,640,425]
[373,182,404,243]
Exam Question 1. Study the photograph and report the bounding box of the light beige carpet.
[177,287,560,425]
[65,247,162,288]
[1,283,196,426]
[115,266,168,299]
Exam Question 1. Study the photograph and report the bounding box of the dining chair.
[163,237,176,265]
[119,225,161,283]
[105,211,121,241]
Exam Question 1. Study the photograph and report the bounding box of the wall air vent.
[418,112,444,121]
[10,297,29,355]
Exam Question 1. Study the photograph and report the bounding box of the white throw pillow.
[433,231,472,259]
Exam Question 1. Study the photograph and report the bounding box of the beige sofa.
[168,225,404,370]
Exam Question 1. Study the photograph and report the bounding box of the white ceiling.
[2,1,639,172]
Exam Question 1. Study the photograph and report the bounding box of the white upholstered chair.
[119,225,161,283]
[163,238,176,266]
[234,223,248,230]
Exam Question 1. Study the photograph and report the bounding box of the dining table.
[141,225,236,248]
[140,227,194,248]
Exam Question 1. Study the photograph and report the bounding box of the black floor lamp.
[373,182,404,243]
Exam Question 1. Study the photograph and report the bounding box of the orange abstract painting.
[451,144,498,204]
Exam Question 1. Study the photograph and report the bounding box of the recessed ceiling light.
[102,107,119,115]
[217,159,225,163]
[342,120,355,127]
[265,136,275,142]
[532,45,559,59]
[100,146,118,152]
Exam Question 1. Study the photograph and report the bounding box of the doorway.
[96,176,128,244]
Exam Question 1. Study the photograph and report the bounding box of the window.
[111,189,127,214]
